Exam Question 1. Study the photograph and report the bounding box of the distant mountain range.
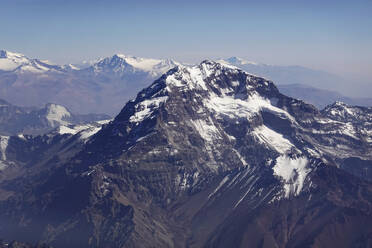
[0,50,179,115]
[217,56,345,89]
[1,50,371,116]
[0,98,110,136]
[0,61,371,247]
[218,57,372,108]
[277,84,372,109]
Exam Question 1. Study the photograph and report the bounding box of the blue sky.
[1,0,372,85]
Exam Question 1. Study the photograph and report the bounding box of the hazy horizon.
[1,0,372,97]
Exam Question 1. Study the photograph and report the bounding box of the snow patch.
[205,93,295,123]
[273,155,310,198]
[165,65,209,91]
[79,126,102,140]
[129,96,168,123]
[58,125,80,135]
[57,120,110,141]
[190,117,221,143]
[0,60,19,71]
[252,125,295,154]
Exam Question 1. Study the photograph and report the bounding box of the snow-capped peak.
[322,101,372,123]
[161,60,270,93]
[0,50,31,71]
[91,53,180,77]
[219,56,260,66]
[114,59,316,197]
[126,60,282,128]
[0,49,68,73]
[45,103,72,127]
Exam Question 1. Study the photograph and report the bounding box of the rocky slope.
[0,61,371,247]
[0,118,111,187]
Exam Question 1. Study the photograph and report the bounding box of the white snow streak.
[208,176,229,199]
[0,136,9,160]
[253,125,294,154]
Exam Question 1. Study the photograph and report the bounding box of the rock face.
[0,99,110,136]
[0,61,371,248]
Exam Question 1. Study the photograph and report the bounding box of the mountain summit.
[0,50,65,73]
[221,56,260,65]
[87,53,179,78]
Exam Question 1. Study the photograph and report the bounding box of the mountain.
[0,61,371,247]
[320,101,372,181]
[0,99,110,135]
[278,84,372,109]
[0,117,110,178]
[0,50,67,73]
[0,50,179,115]
[86,54,179,78]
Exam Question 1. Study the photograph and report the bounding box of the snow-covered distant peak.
[91,53,180,77]
[45,103,72,127]
[218,57,260,66]
[0,50,67,73]
[323,101,357,118]
[115,54,163,71]
[322,101,372,123]
[0,50,31,71]
[62,64,81,70]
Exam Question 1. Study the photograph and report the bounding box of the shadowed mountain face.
[0,61,371,248]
